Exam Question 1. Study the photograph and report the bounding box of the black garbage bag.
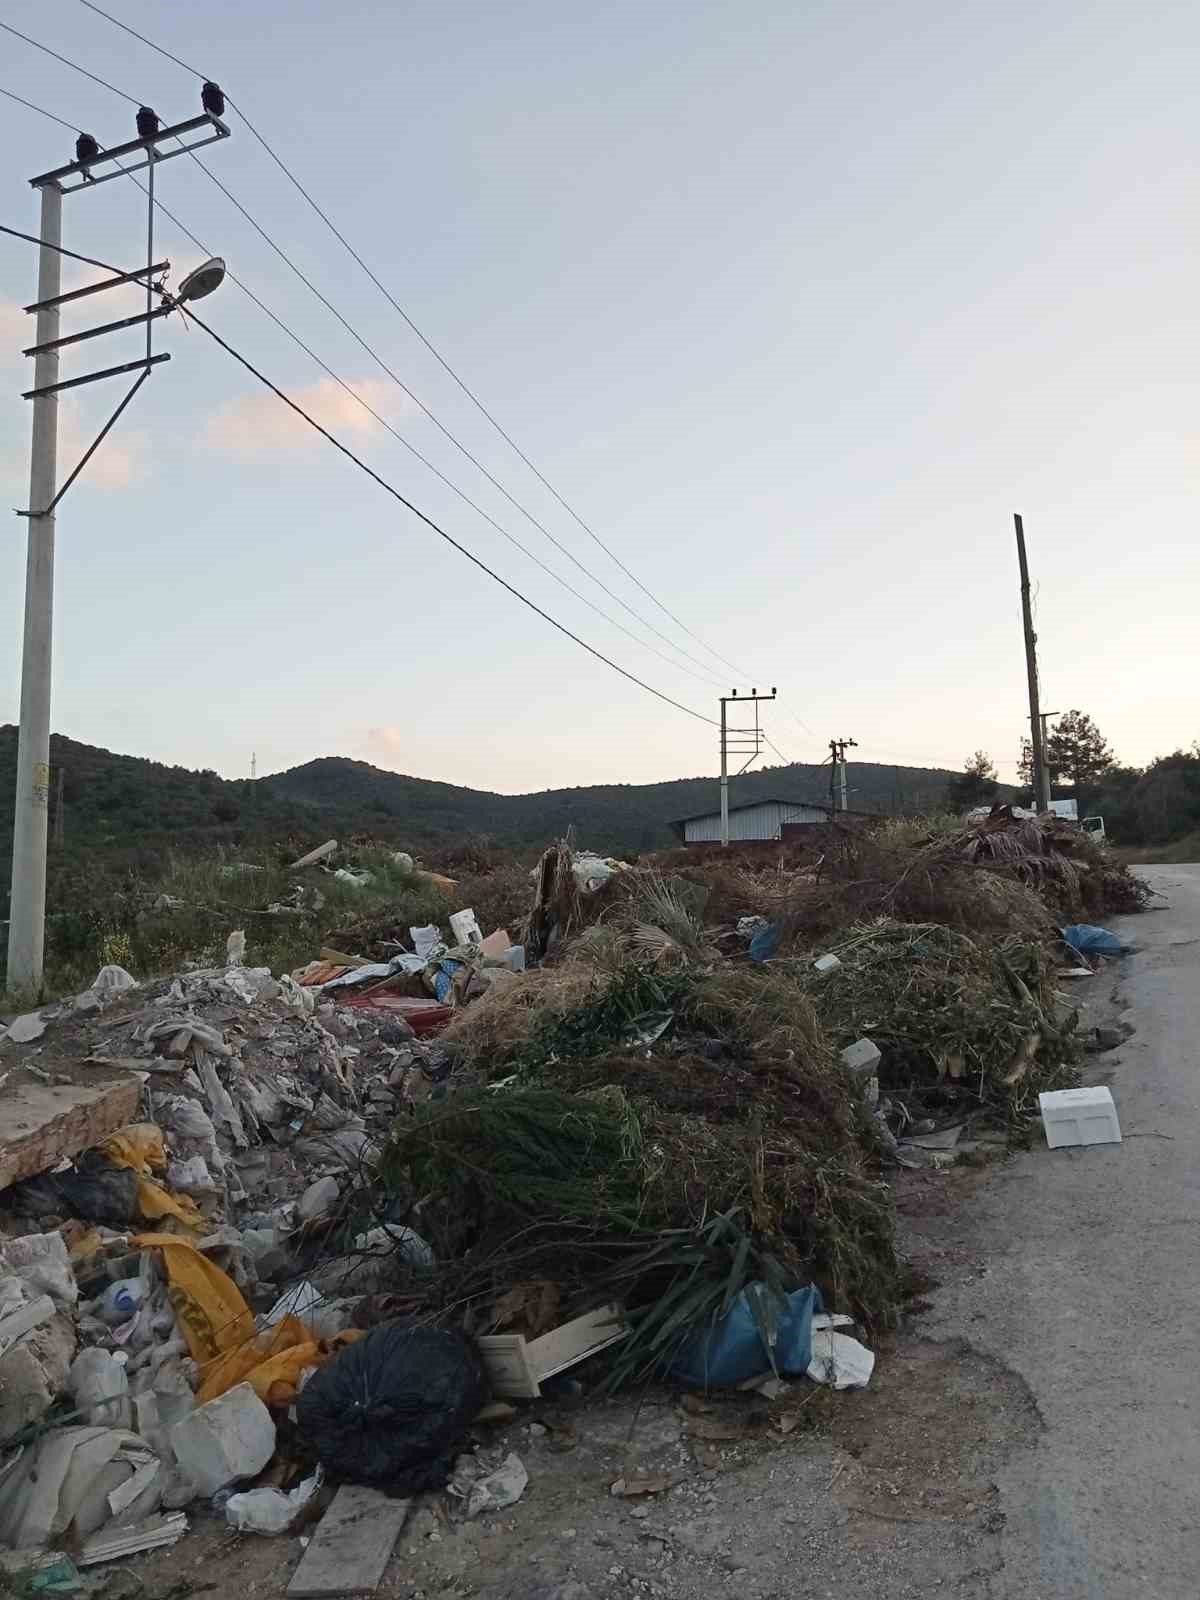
[11,1151,138,1226]
[296,1325,488,1490]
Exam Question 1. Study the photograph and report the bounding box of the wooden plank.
[525,1304,627,1381]
[0,1073,141,1190]
[476,1333,540,1400]
[287,1487,410,1598]
[478,1304,627,1399]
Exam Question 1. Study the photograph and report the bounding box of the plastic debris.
[806,1319,875,1389]
[225,1468,322,1535]
[669,1283,824,1389]
[296,1326,486,1490]
[466,1452,528,1517]
[1060,924,1126,957]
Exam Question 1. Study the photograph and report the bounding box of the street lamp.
[176,257,226,304]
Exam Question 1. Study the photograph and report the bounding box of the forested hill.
[0,727,956,882]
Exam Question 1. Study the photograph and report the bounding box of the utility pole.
[8,181,62,992]
[6,97,231,995]
[828,737,857,813]
[1013,513,1051,813]
[718,688,777,846]
[250,752,257,781]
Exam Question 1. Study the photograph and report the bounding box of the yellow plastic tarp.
[135,1234,363,1405]
[133,1233,254,1362]
[102,1125,204,1230]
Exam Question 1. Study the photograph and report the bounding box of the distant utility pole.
[1013,513,1052,813]
[828,737,858,813]
[250,752,257,781]
[719,688,777,846]
[6,93,231,995]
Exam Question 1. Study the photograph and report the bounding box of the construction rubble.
[0,813,1147,1591]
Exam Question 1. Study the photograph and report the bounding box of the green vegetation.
[2,845,453,1005]
[0,725,956,895]
[947,750,1000,811]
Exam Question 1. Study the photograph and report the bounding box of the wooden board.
[287,1488,410,1598]
[479,1304,627,1399]
[0,1073,141,1190]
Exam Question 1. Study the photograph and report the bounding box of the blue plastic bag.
[668,1281,824,1389]
[1061,924,1125,957]
[748,923,782,963]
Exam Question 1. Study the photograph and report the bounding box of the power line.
[0,79,725,694]
[1,212,720,730]
[0,84,83,133]
[176,149,730,685]
[762,733,800,768]
[0,19,138,104]
[173,303,720,728]
[10,17,729,692]
[74,0,761,685]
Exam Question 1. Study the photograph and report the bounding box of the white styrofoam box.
[1038,1086,1122,1149]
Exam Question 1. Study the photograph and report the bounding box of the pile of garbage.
[0,817,1142,1580]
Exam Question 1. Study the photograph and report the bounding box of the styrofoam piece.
[1039,1086,1122,1148]
[449,909,483,948]
[170,1383,275,1496]
[813,954,842,975]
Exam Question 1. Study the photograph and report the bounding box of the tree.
[948,750,999,811]
[1017,737,1034,785]
[1044,710,1114,793]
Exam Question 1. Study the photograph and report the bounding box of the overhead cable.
[0,72,725,693]
[74,0,761,684]
[13,14,729,689]
[1,212,720,729]
[174,303,720,728]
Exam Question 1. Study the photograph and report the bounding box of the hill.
[0,726,960,901]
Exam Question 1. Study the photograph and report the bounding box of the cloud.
[58,408,146,489]
[364,726,405,757]
[203,376,403,460]
[0,297,147,495]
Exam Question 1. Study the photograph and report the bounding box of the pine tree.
[948,751,999,811]
[1045,711,1114,793]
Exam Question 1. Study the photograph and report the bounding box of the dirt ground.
[106,1147,1055,1600]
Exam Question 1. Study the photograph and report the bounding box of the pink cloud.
[0,297,146,494]
[364,726,405,756]
[203,376,404,460]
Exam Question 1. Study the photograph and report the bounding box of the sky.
[1,0,1196,796]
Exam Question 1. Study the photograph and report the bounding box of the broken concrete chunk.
[840,1038,882,1077]
[3,1011,47,1044]
[169,1383,275,1497]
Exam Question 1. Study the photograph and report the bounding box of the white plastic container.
[1038,1086,1122,1149]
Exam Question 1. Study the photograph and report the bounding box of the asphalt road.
[926,864,1200,1598]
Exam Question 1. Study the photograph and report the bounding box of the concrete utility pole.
[8,184,63,993]
[718,688,777,846]
[6,99,231,995]
[828,737,858,813]
[1013,513,1052,813]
